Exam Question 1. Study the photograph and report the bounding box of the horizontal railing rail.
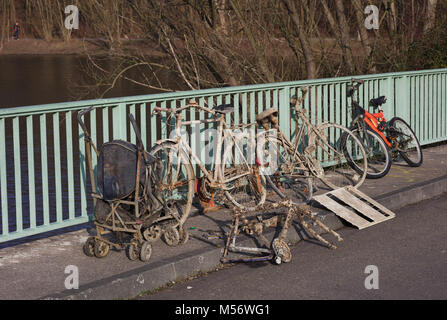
[1,68,446,243]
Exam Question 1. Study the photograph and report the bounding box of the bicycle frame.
[259,89,344,172]
[153,103,255,190]
[351,98,392,149]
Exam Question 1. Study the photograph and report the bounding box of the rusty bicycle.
[150,100,266,230]
[256,86,368,204]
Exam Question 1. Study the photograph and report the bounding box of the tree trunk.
[280,0,316,79]
[353,0,376,73]
[424,0,438,33]
[334,0,355,74]
[229,0,274,83]
[214,0,239,86]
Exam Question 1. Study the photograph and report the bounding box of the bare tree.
[280,0,317,79]
[229,0,275,83]
[352,0,376,73]
[320,0,355,74]
[334,0,355,73]
[424,0,438,33]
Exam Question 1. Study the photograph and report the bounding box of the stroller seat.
[97,140,155,202]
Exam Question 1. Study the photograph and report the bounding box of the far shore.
[0,38,167,56]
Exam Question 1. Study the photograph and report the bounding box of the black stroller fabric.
[97,140,154,201]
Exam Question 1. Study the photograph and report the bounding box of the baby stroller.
[78,107,185,262]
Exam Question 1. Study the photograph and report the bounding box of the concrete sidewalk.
[0,144,446,300]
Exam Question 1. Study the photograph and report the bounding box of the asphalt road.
[141,194,447,300]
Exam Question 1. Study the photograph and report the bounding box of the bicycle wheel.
[309,123,367,190]
[149,141,195,226]
[388,117,423,167]
[256,130,313,204]
[349,126,392,179]
[222,133,266,210]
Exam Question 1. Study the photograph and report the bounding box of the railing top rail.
[1,68,446,118]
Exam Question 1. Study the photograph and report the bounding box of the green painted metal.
[0,119,8,237]
[13,117,22,232]
[66,111,75,222]
[27,115,36,229]
[1,68,447,243]
[40,114,50,226]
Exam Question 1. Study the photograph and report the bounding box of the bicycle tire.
[149,141,195,226]
[222,133,267,210]
[349,126,392,179]
[388,117,423,167]
[310,123,367,190]
[256,133,313,204]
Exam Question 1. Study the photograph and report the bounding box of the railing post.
[279,87,291,140]
[113,103,127,140]
[0,118,8,236]
[387,76,395,118]
[13,117,23,232]
[397,75,410,122]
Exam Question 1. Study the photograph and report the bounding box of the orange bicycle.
[347,79,423,179]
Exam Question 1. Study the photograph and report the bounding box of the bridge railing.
[1,68,446,243]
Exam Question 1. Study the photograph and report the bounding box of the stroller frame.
[78,107,178,262]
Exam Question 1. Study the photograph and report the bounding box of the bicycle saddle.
[369,96,387,108]
[256,108,278,123]
[213,104,234,114]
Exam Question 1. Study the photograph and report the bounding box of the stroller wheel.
[163,225,180,247]
[143,225,162,242]
[139,242,153,262]
[83,237,96,257]
[94,240,110,258]
[127,243,139,261]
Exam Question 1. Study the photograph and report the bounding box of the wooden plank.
[330,188,390,222]
[346,186,395,218]
[313,194,371,229]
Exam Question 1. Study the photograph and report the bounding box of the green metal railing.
[1,68,446,243]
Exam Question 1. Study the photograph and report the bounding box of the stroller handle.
[128,114,144,150]
[77,106,95,136]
